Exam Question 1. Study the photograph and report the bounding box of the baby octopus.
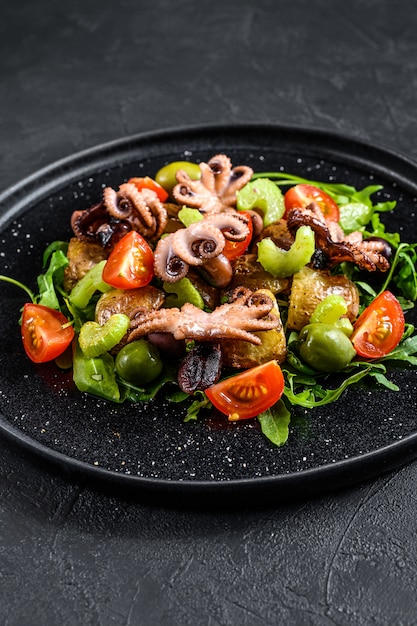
[127,287,279,345]
[153,211,251,288]
[71,183,167,248]
[173,154,253,213]
[286,202,391,272]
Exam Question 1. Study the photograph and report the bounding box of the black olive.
[177,342,223,394]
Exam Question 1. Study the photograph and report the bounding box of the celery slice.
[237,178,285,226]
[69,260,112,309]
[257,225,315,277]
[79,314,130,358]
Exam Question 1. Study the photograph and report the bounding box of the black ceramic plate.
[1,124,417,505]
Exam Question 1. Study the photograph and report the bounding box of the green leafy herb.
[380,242,417,301]
[258,400,291,447]
[252,171,396,236]
[119,365,177,402]
[168,388,212,422]
[282,366,373,408]
[37,249,69,310]
[72,340,120,403]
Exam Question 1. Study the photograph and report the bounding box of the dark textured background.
[2,1,417,624]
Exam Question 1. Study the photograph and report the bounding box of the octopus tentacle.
[104,183,154,228]
[221,165,254,206]
[127,289,278,345]
[153,212,250,283]
[173,169,224,213]
[172,154,253,214]
[153,233,189,283]
[139,188,168,240]
[207,155,253,207]
[71,202,107,241]
[207,154,233,195]
[171,221,226,266]
[199,162,217,194]
[197,254,233,288]
[203,211,250,242]
[287,204,390,272]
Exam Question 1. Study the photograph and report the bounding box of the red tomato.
[128,176,169,202]
[351,291,405,359]
[21,303,74,363]
[284,184,340,221]
[205,360,285,421]
[102,231,154,289]
[223,212,254,260]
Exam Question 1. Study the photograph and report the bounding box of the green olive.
[155,161,201,192]
[298,323,356,373]
[115,339,163,385]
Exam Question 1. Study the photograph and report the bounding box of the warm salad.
[2,153,417,447]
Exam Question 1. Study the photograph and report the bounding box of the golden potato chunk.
[63,237,108,292]
[287,266,360,331]
[95,286,165,324]
[228,254,289,295]
[221,289,287,369]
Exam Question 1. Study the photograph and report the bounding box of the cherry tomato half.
[21,303,74,363]
[102,231,154,289]
[222,211,254,261]
[350,291,405,359]
[127,176,169,202]
[284,184,340,221]
[205,360,285,421]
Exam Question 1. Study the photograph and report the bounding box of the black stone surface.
[2,1,417,624]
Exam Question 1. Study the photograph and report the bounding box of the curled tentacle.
[71,202,107,241]
[172,154,253,214]
[140,188,168,240]
[287,203,390,272]
[204,211,251,243]
[207,155,253,206]
[104,183,154,228]
[173,168,224,213]
[206,154,233,195]
[197,254,233,288]
[153,233,189,283]
[153,212,249,285]
[127,288,279,345]
[70,202,129,247]
[171,221,226,265]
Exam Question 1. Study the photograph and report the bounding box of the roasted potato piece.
[228,254,289,295]
[287,266,360,331]
[95,285,165,324]
[258,219,294,250]
[63,237,108,292]
[221,289,287,369]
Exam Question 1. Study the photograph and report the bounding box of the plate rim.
[2,121,417,225]
[2,121,417,503]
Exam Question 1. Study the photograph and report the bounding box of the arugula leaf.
[37,249,69,310]
[379,242,417,301]
[258,400,291,447]
[368,370,399,391]
[42,240,68,268]
[364,212,400,247]
[282,366,373,408]
[184,391,211,422]
[377,332,417,365]
[168,388,212,421]
[119,366,177,402]
[252,171,396,234]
